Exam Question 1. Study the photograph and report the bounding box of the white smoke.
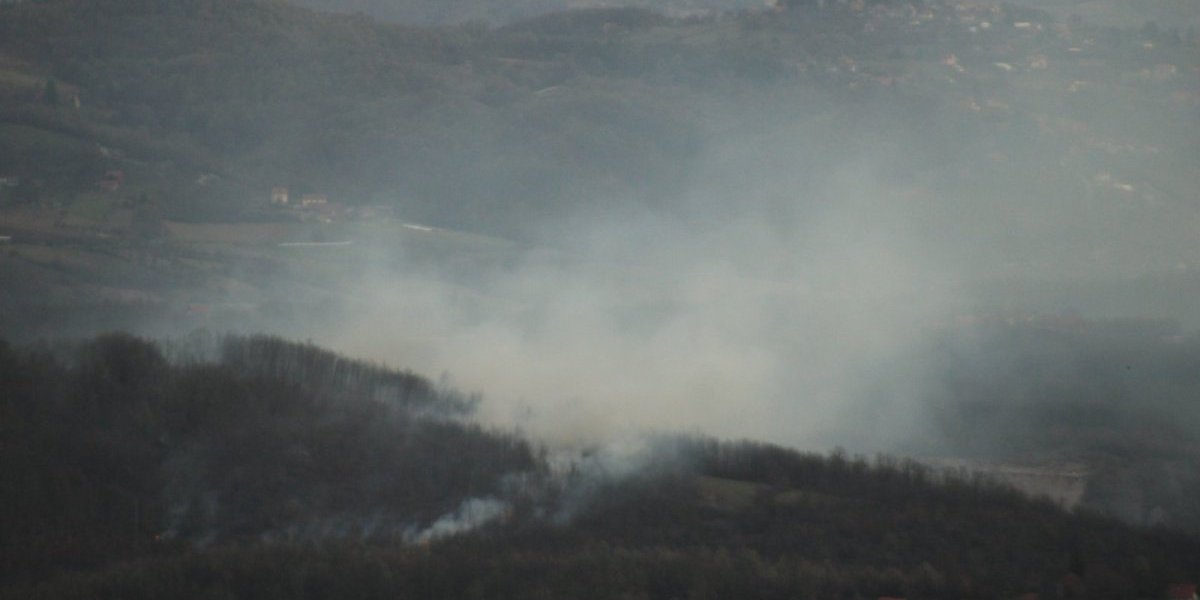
[326,166,961,452]
[404,497,511,544]
[542,436,641,520]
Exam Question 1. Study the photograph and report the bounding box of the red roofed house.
[300,193,328,208]
[1168,584,1198,600]
[98,170,124,192]
[270,186,289,206]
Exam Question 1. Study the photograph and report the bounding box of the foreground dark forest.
[1,333,1198,599]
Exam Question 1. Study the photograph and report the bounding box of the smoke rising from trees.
[324,156,961,450]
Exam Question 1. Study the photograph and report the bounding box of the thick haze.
[321,138,963,449]
[284,26,1199,452]
[316,104,1197,455]
[3,0,1198,459]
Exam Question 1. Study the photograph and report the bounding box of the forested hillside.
[0,333,534,583]
[2,334,1198,599]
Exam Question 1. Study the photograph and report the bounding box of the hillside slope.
[2,334,1199,599]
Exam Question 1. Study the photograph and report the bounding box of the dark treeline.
[210,334,478,414]
[0,332,536,587]
[554,436,1200,598]
[2,333,1199,599]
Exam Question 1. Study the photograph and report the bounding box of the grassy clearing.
[774,488,840,508]
[64,193,122,224]
[164,221,298,244]
[696,475,842,511]
[696,475,767,511]
[0,68,42,93]
[0,123,91,158]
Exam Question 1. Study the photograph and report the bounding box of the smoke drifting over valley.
[325,156,959,450]
[9,6,1200,598]
[3,0,1200,540]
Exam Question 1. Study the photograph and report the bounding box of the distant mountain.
[1,0,1197,249]
[0,0,713,234]
[288,0,762,25]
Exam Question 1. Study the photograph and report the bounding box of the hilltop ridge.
[2,333,1198,599]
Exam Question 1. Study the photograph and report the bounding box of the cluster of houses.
[814,0,1190,94]
[776,1,1079,91]
[268,186,395,222]
[270,186,341,221]
[97,170,125,192]
[807,0,1191,207]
